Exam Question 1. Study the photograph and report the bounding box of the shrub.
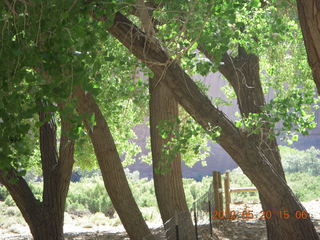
[183,176,212,209]
[0,185,9,201]
[280,146,320,176]
[1,167,318,223]
[129,178,157,208]
[228,169,320,203]
[4,195,15,207]
[286,172,320,201]
[89,212,108,226]
[29,182,43,201]
[66,177,114,216]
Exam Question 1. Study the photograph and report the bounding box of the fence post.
[213,171,223,213]
[224,171,231,219]
[208,200,213,236]
[193,202,198,240]
[175,211,179,240]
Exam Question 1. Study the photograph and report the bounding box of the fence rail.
[230,187,258,193]
[223,171,258,215]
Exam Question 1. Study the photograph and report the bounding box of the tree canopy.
[1,0,320,239]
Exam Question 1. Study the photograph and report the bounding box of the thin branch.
[136,0,155,37]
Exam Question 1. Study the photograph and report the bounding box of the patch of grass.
[89,212,108,226]
[229,171,260,204]
[108,215,121,227]
[286,172,320,202]
[141,207,161,223]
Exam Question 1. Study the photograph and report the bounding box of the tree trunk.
[107,12,319,239]
[296,0,320,94]
[0,112,75,240]
[73,86,155,240]
[28,215,65,240]
[217,47,287,239]
[0,168,70,240]
[149,77,196,240]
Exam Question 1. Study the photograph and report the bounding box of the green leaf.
[292,135,299,142]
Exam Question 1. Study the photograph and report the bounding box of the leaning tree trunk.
[149,76,196,240]
[0,112,75,240]
[107,12,319,239]
[217,47,286,239]
[296,0,320,94]
[73,86,155,240]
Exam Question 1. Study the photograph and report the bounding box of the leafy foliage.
[234,27,319,142]
[280,146,320,176]
[0,0,104,170]
[154,116,214,173]
[0,0,151,172]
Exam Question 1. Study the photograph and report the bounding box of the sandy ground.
[1,199,320,240]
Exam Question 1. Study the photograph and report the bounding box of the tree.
[296,0,320,94]
[0,1,154,239]
[149,76,196,239]
[0,110,75,240]
[107,12,319,239]
[2,1,319,239]
[134,4,196,238]
[208,46,286,238]
[73,86,155,240]
[0,2,78,238]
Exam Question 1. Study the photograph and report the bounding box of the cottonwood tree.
[102,0,319,238]
[0,2,79,239]
[0,110,75,240]
[296,0,320,94]
[192,2,316,237]
[73,86,155,240]
[0,1,155,239]
[149,76,196,239]
[134,3,196,238]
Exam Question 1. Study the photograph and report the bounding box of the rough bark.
[217,48,285,239]
[73,86,155,240]
[297,0,320,94]
[108,12,319,239]
[198,44,286,238]
[149,77,196,240]
[0,167,42,237]
[0,112,75,240]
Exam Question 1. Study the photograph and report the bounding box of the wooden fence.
[212,171,258,215]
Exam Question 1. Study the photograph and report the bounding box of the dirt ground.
[1,199,320,240]
[210,199,320,240]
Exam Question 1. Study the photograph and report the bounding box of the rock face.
[126,72,320,179]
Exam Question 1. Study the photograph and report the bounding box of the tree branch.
[108,12,246,163]
[0,167,40,226]
[136,0,155,37]
[56,115,75,201]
